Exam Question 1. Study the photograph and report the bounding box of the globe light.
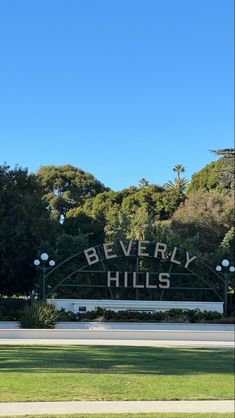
[229,266,235,273]
[49,260,55,267]
[216,265,222,272]
[222,259,229,267]
[41,253,49,261]
[34,259,40,266]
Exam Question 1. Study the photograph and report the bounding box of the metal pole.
[42,266,46,303]
[224,272,228,315]
[136,255,139,300]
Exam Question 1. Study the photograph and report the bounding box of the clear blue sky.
[0,0,234,190]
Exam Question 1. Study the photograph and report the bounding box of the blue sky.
[0,0,234,190]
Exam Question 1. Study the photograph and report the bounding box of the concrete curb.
[0,400,234,416]
[0,338,234,348]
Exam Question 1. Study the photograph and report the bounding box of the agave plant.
[19,302,61,329]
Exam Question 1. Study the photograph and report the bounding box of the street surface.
[0,322,234,348]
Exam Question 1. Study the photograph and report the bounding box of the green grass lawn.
[0,345,234,402]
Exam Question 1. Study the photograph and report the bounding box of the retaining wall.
[47,299,224,313]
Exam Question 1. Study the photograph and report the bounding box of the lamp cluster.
[33,253,56,267]
[216,259,235,273]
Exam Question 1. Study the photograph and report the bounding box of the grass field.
[0,345,234,402]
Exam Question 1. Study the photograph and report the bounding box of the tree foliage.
[173,164,185,179]
[164,164,188,192]
[188,155,234,194]
[37,165,107,220]
[0,165,57,296]
[171,191,234,255]
[1,155,234,299]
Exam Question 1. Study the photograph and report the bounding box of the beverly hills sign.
[83,240,197,290]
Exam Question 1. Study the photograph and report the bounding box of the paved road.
[1,321,234,330]
[0,400,234,416]
[0,323,234,348]
[0,331,234,349]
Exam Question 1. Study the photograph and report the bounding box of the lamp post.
[33,253,56,302]
[216,259,235,315]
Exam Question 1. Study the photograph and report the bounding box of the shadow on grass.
[0,345,233,375]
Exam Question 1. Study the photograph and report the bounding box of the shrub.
[57,307,77,321]
[200,310,224,322]
[0,298,28,321]
[19,303,61,329]
[56,307,229,323]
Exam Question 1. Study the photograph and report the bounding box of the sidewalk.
[0,400,234,416]
[0,338,233,349]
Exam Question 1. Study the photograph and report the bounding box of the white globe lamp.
[41,253,49,261]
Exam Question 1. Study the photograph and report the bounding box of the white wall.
[47,299,224,313]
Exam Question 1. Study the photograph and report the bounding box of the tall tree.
[0,165,57,296]
[210,148,235,159]
[171,191,234,254]
[37,165,107,221]
[173,164,185,179]
[164,177,189,193]
[164,165,188,193]
[188,155,234,194]
[138,178,149,188]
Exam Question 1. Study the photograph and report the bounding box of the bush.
[56,306,230,323]
[1,299,233,324]
[200,310,225,322]
[0,298,28,321]
[57,308,77,321]
[19,303,61,329]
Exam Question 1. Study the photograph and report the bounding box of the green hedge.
[58,306,235,323]
[0,298,28,321]
[0,299,234,323]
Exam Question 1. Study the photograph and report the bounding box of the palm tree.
[173,164,185,179]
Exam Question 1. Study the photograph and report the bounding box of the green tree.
[37,165,107,220]
[104,206,130,241]
[219,226,235,258]
[64,207,103,244]
[164,177,189,193]
[171,191,234,255]
[138,178,149,188]
[188,155,234,194]
[0,165,57,296]
[127,207,154,240]
[210,148,235,159]
[173,164,185,179]
[164,165,188,193]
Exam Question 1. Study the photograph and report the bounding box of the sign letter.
[159,273,170,288]
[138,241,150,257]
[133,272,144,288]
[170,247,181,265]
[107,271,119,287]
[146,272,157,288]
[119,240,133,256]
[103,242,117,259]
[124,272,129,288]
[84,247,99,266]
[154,242,167,259]
[185,252,197,269]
